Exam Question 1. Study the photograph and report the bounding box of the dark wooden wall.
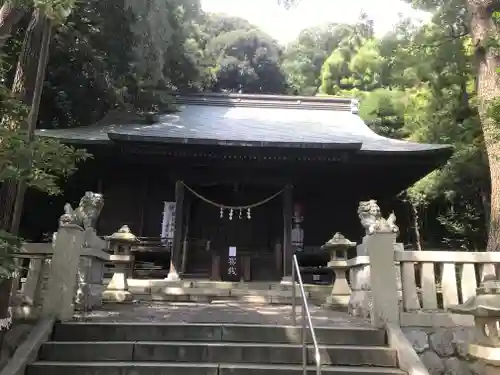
[20,147,422,268]
[98,168,175,237]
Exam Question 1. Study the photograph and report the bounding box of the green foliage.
[0,128,90,195]
[0,230,21,280]
[39,0,138,128]
[0,0,489,256]
[318,17,379,95]
[279,5,484,249]
[281,22,352,94]
[206,26,287,93]
[33,0,75,23]
[487,97,500,124]
[359,89,407,137]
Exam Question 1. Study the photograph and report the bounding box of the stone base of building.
[102,290,133,303]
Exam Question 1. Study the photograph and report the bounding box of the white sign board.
[229,246,237,257]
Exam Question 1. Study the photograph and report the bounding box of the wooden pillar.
[138,177,148,237]
[181,194,191,274]
[167,181,184,281]
[282,184,293,281]
[96,177,103,194]
[96,178,103,234]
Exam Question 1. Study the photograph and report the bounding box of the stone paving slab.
[73,301,372,328]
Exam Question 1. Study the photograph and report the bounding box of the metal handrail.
[291,254,321,375]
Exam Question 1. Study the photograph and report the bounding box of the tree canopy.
[0,0,496,253]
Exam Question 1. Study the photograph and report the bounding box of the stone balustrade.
[346,239,500,328]
[8,226,110,322]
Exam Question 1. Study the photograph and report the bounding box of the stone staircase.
[26,321,405,375]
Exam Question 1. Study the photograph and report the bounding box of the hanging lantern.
[247,208,251,219]
[220,207,224,219]
[239,209,242,219]
[229,209,234,220]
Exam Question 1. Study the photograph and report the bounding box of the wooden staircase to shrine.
[26,322,405,375]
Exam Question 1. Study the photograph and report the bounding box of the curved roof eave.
[106,131,363,150]
[105,130,452,157]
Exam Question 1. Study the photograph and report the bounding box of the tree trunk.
[0,278,13,329]
[0,9,45,232]
[481,186,491,234]
[0,183,16,231]
[410,202,423,251]
[467,0,500,252]
[10,15,52,235]
[0,10,52,329]
[0,0,27,51]
[10,8,45,122]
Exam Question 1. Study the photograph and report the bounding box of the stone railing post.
[347,248,371,319]
[75,230,109,310]
[42,224,84,320]
[22,257,48,306]
[348,200,400,327]
[366,231,400,327]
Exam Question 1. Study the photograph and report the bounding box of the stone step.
[152,286,309,297]
[52,323,386,346]
[124,279,331,293]
[26,362,405,375]
[144,287,307,304]
[146,294,304,304]
[38,341,397,367]
[122,280,334,305]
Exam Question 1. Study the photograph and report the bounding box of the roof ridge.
[171,92,358,112]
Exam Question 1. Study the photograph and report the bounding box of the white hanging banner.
[228,246,238,278]
[161,201,176,248]
[291,202,304,251]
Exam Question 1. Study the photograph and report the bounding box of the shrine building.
[33,93,452,282]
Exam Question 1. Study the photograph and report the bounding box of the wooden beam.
[181,194,192,274]
[166,166,316,187]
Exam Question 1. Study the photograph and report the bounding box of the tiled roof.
[36,93,451,154]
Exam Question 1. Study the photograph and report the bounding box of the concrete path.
[74,301,373,328]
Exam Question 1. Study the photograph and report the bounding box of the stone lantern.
[451,287,500,375]
[102,225,137,302]
[321,232,356,308]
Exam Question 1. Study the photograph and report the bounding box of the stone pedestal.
[322,233,356,308]
[165,270,180,282]
[103,255,133,302]
[347,238,372,318]
[347,237,403,320]
[347,200,403,325]
[326,260,350,306]
[75,229,109,310]
[75,251,106,310]
[103,226,137,303]
[451,285,500,375]
[42,224,85,320]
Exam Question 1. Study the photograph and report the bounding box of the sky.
[201,0,430,44]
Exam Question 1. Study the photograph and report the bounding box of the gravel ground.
[73,301,373,328]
